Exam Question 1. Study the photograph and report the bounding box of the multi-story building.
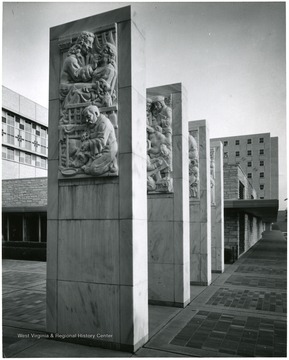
[2,86,48,179]
[212,133,278,200]
[2,87,48,259]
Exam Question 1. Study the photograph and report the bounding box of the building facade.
[222,162,278,261]
[2,86,48,179]
[212,133,279,200]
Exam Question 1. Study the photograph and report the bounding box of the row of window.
[247,172,264,179]
[2,111,48,156]
[247,161,264,167]
[224,149,265,157]
[224,138,264,146]
[2,147,47,169]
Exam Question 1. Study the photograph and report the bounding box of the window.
[25,153,31,165]
[40,145,47,155]
[260,184,264,190]
[7,124,14,145]
[14,150,20,162]
[2,147,7,159]
[24,121,31,132]
[224,141,228,146]
[259,138,264,143]
[2,117,6,123]
[247,150,252,156]
[260,160,264,166]
[40,158,47,169]
[36,156,41,167]
[248,173,252,178]
[236,151,240,157]
[259,149,264,155]
[247,139,252,144]
[239,181,245,199]
[260,172,264,178]
[25,132,31,150]
[40,127,47,138]
[247,161,252,167]
[224,152,228,158]
[235,140,239,145]
[7,113,14,126]
[260,197,264,199]
[7,148,14,161]
[19,152,24,163]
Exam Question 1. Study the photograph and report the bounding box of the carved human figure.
[188,133,199,198]
[146,98,153,126]
[210,148,216,204]
[151,96,172,144]
[60,31,95,85]
[59,31,117,120]
[146,95,173,193]
[92,43,117,94]
[72,105,118,176]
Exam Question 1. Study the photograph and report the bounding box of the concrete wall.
[3,86,48,127]
[2,159,47,180]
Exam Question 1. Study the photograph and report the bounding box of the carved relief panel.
[210,148,216,204]
[58,26,118,177]
[146,95,173,193]
[188,130,199,199]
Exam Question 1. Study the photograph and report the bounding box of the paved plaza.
[2,231,287,357]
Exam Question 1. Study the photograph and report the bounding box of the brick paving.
[147,234,287,357]
[225,274,287,289]
[206,288,286,313]
[235,265,286,276]
[171,310,286,356]
[2,233,287,357]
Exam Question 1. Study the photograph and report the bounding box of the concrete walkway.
[2,232,287,357]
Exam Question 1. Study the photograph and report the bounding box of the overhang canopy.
[224,199,279,223]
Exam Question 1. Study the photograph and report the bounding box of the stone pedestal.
[147,84,190,307]
[210,140,224,273]
[189,120,211,286]
[47,6,148,352]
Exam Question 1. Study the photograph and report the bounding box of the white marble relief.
[210,148,216,204]
[189,130,199,198]
[58,29,118,177]
[146,95,173,193]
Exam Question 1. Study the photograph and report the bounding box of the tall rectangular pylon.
[47,6,148,352]
[210,140,224,273]
[147,84,190,307]
[189,120,211,285]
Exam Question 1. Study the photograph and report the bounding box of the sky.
[2,1,287,209]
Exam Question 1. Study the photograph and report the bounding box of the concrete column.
[210,140,224,273]
[147,83,190,307]
[46,6,148,352]
[189,120,211,286]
